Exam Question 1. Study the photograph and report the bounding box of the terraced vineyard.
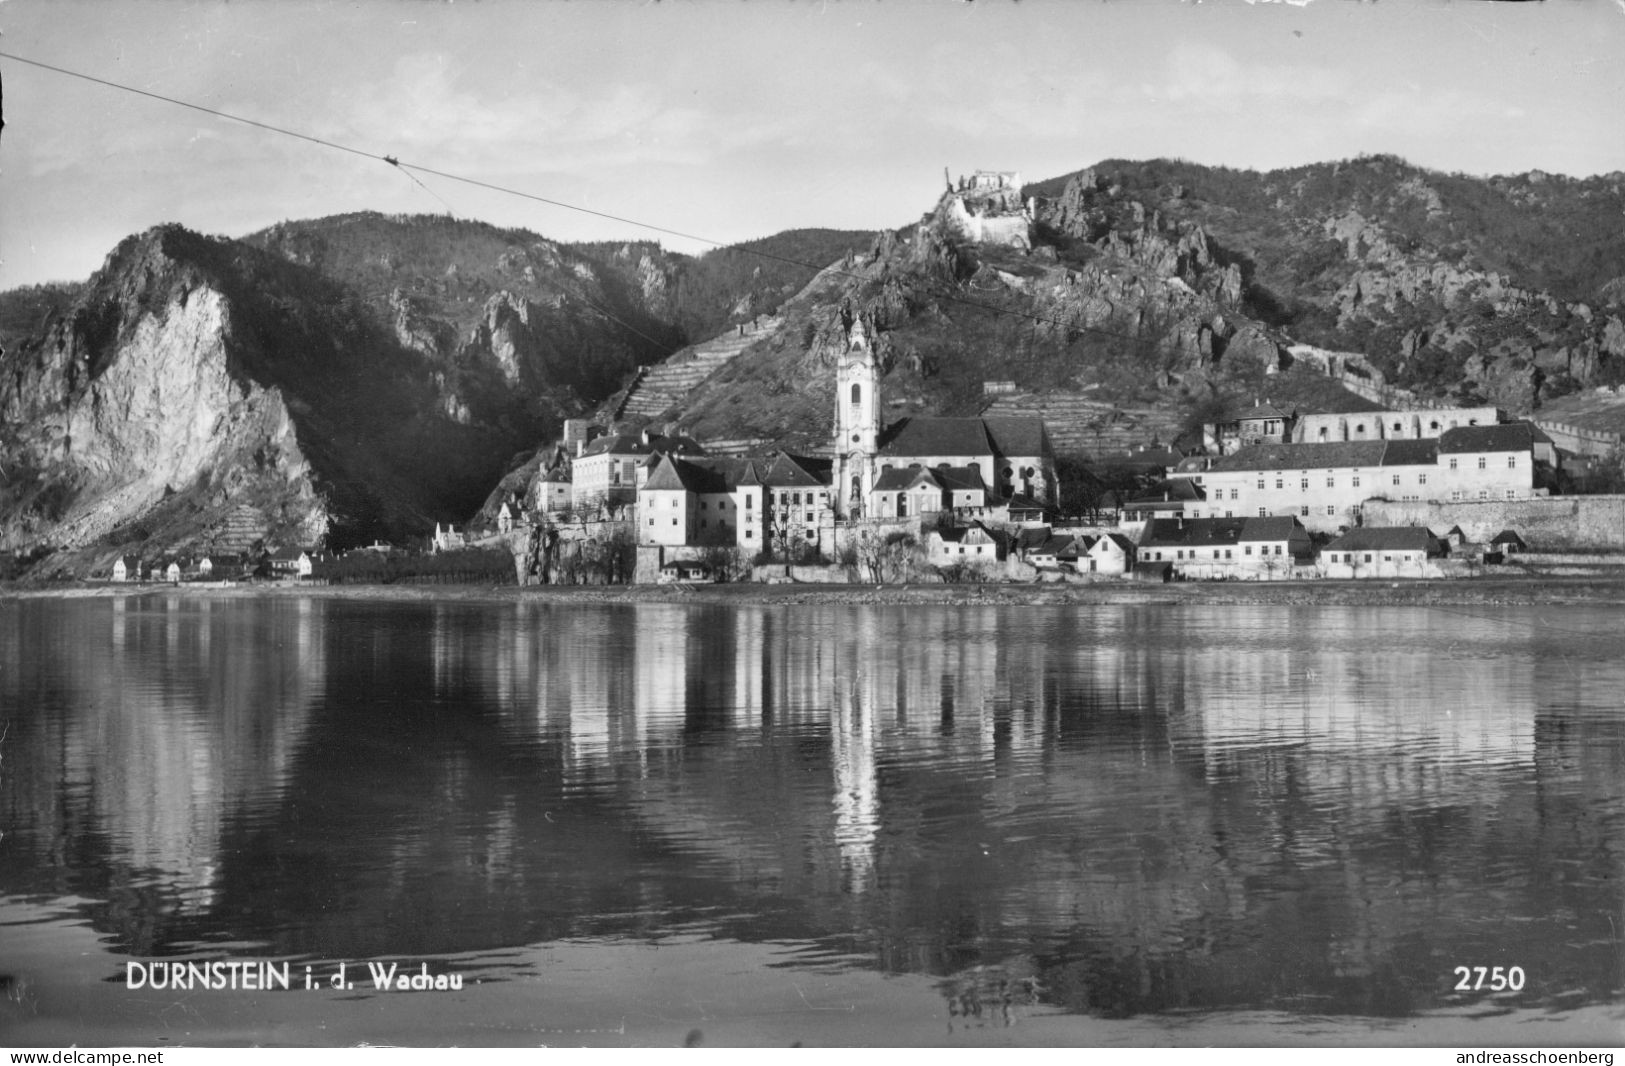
[610,317,782,423]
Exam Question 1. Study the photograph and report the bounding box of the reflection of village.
[4,598,1620,1012]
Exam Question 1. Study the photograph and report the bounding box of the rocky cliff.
[0,217,874,576]
[626,158,1625,459]
[6,157,1621,574]
[0,226,519,572]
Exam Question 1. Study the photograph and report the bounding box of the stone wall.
[1534,420,1622,458]
[1362,495,1625,550]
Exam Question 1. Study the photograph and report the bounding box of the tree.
[850,529,919,584]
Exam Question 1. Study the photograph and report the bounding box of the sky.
[2,0,1623,288]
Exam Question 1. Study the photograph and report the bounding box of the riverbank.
[9,572,1625,608]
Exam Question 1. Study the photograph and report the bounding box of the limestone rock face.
[0,225,511,568]
[473,291,537,385]
[0,237,330,555]
[390,288,453,357]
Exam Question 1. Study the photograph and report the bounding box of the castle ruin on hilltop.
[937,169,1034,251]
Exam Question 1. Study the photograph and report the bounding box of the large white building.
[639,452,834,554]
[1193,423,1556,533]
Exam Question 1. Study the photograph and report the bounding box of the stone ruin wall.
[1362,495,1625,550]
[1533,420,1622,458]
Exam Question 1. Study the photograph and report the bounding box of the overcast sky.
[2,0,1623,288]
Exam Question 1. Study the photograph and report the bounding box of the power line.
[0,48,1152,347]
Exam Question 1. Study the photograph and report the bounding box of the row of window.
[1148,544,1287,562]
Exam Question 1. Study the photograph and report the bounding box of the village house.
[432,523,467,552]
[925,523,1004,567]
[1085,532,1138,575]
[1024,532,1085,570]
[572,427,705,513]
[269,547,314,578]
[1118,442,1186,480]
[1319,527,1446,578]
[1001,493,1050,524]
[111,556,137,582]
[1490,529,1528,554]
[761,453,835,554]
[1120,478,1207,526]
[1138,516,1313,580]
[658,560,714,584]
[530,447,574,513]
[1203,403,1296,456]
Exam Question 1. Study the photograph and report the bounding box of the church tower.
[832,307,880,519]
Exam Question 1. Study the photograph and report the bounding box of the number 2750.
[1454,966,1525,991]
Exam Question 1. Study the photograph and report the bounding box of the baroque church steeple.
[832,303,880,518]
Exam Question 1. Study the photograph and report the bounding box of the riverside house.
[1318,527,1446,578]
[1138,516,1313,580]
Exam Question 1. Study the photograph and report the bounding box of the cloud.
[300,53,793,179]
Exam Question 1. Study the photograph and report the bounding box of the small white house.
[1085,532,1137,575]
[1319,527,1445,578]
[927,525,1001,564]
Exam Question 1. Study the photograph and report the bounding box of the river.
[1,595,1620,1047]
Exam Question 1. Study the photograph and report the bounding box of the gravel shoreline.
[8,573,1625,608]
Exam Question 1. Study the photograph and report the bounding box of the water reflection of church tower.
[830,609,882,893]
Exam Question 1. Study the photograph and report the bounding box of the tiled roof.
[1437,422,1550,454]
[935,466,987,493]
[1140,516,1305,548]
[1004,492,1047,511]
[873,466,938,492]
[763,452,832,488]
[579,432,706,458]
[1323,526,1441,553]
[1380,439,1438,466]
[1244,515,1306,541]
[1123,478,1205,506]
[879,417,994,458]
[1015,527,1052,551]
[1210,441,1389,471]
[981,416,1050,457]
[1233,403,1292,421]
[763,455,838,490]
[1038,535,1081,557]
[1092,533,1137,554]
[643,455,723,493]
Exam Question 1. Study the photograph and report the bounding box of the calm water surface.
[1,595,1621,1046]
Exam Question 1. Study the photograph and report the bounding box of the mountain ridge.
[5,155,1624,576]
